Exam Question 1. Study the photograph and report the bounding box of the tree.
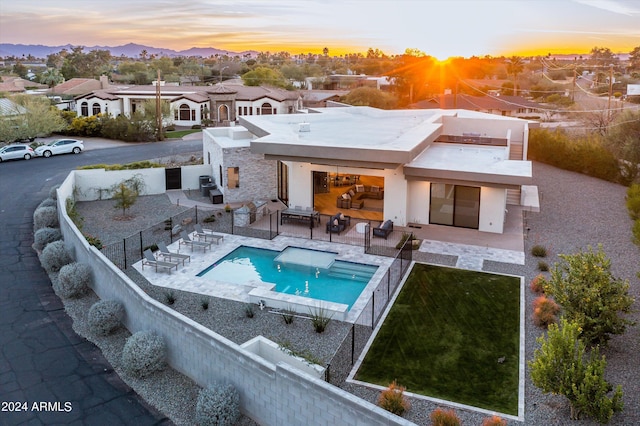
[241,66,289,88]
[0,95,67,142]
[505,56,524,96]
[630,46,640,71]
[12,61,28,79]
[60,46,112,79]
[529,318,623,423]
[111,175,145,217]
[605,109,640,183]
[543,245,634,346]
[39,68,64,88]
[341,87,397,109]
[589,46,618,67]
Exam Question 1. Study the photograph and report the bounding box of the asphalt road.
[0,137,201,425]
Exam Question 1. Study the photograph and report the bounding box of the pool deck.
[133,233,394,323]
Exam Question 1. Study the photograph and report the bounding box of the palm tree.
[40,68,64,88]
[140,49,148,62]
[506,56,524,96]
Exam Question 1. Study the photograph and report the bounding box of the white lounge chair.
[142,249,179,273]
[194,224,224,244]
[180,231,211,251]
[157,241,190,265]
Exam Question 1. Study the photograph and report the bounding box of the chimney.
[99,75,109,89]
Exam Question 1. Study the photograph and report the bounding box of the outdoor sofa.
[372,220,393,239]
[326,212,351,234]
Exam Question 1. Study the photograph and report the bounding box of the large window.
[430,183,480,229]
[178,104,191,121]
[260,102,273,115]
[227,167,239,188]
[92,103,101,115]
[80,102,88,116]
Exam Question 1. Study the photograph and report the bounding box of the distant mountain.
[0,43,258,59]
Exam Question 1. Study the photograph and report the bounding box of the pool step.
[328,263,376,282]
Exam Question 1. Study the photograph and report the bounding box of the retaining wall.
[56,170,414,426]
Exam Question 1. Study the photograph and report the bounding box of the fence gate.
[165,167,182,190]
[363,223,371,253]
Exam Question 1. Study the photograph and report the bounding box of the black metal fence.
[326,235,414,385]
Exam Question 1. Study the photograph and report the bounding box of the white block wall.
[55,173,414,426]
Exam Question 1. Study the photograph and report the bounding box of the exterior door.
[165,167,182,190]
[429,183,480,229]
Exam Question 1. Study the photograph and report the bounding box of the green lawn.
[355,263,521,415]
[165,129,202,139]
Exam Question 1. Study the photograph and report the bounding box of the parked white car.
[0,144,35,162]
[35,139,84,157]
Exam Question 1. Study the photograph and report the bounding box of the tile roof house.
[203,106,539,234]
[74,82,302,127]
[50,76,110,96]
[413,94,544,118]
[0,76,47,93]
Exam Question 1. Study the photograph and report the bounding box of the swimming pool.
[197,246,378,308]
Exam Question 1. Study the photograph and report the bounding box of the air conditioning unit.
[298,122,311,132]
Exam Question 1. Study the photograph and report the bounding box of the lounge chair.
[194,224,224,244]
[157,241,191,265]
[373,220,393,239]
[142,249,179,273]
[180,231,211,251]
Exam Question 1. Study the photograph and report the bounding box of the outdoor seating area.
[142,249,179,273]
[194,224,225,244]
[180,230,212,251]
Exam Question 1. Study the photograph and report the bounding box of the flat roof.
[204,127,253,149]
[404,143,532,186]
[243,107,445,167]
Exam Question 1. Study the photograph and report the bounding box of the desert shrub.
[482,415,507,426]
[88,300,125,335]
[377,380,410,416]
[33,206,59,230]
[538,260,549,271]
[55,262,92,298]
[625,184,640,219]
[33,227,62,251]
[429,407,461,426]
[530,274,547,293]
[48,185,60,200]
[40,240,73,273]
[244,304,254,318]
[121,331,167,378]
[203,215,216,223]
[195,383,240,426]
[633,219,640,246]
[164,291,176,305]
[533,295,560,328]
[531,244,547,257]
[84,233,103,249]
[281,309,294,325]
[310,306,332,333]
[38,198,57,209]
[200,297,210,310]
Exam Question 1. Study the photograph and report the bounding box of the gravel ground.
[67,161,640,426]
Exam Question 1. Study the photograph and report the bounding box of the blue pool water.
[196,246,378,308]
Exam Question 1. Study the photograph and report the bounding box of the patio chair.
[180,231,211,251]
[372,220,393,239]
[142,249,179,273]
[194,224,224,244]
[157,241,191,265]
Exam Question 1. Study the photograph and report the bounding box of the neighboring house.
[0,97,27,118]
[74,82,303,127]
[307,75,393,91]
[300,90,349,108]
[413,94,544,118]
[203,106,538,234]
[0,76,47,93]
[50,76,110,96]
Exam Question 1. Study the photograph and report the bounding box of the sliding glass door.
[430,183,480,229]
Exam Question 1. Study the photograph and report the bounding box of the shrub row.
[121,331,167,378]
[88,300,125,336]
[528,129,621,183]
[196,384,240,426]
[54,262,92,298]
[33,227,62,251]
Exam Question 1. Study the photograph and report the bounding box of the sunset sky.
[0,0,638,59]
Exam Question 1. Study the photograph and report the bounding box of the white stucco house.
[203,106,538,234]
[74,82,303,127]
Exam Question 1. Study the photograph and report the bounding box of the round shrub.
[33,227,62,251]
[121,331,167,378]
[33,206,59,230]
[88,300,125,335]
[48,185,60,200]
[38,198,58,209]
[533,295,560,328]
[40,240,73,274]
[531,244,547,257]
[529,274,546,294]
[195,384,240,426]
[55,262,92,298]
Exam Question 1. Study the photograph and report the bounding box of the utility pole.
[571,65,577,102]
[607,65,613,118]
[156,69,163,141]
